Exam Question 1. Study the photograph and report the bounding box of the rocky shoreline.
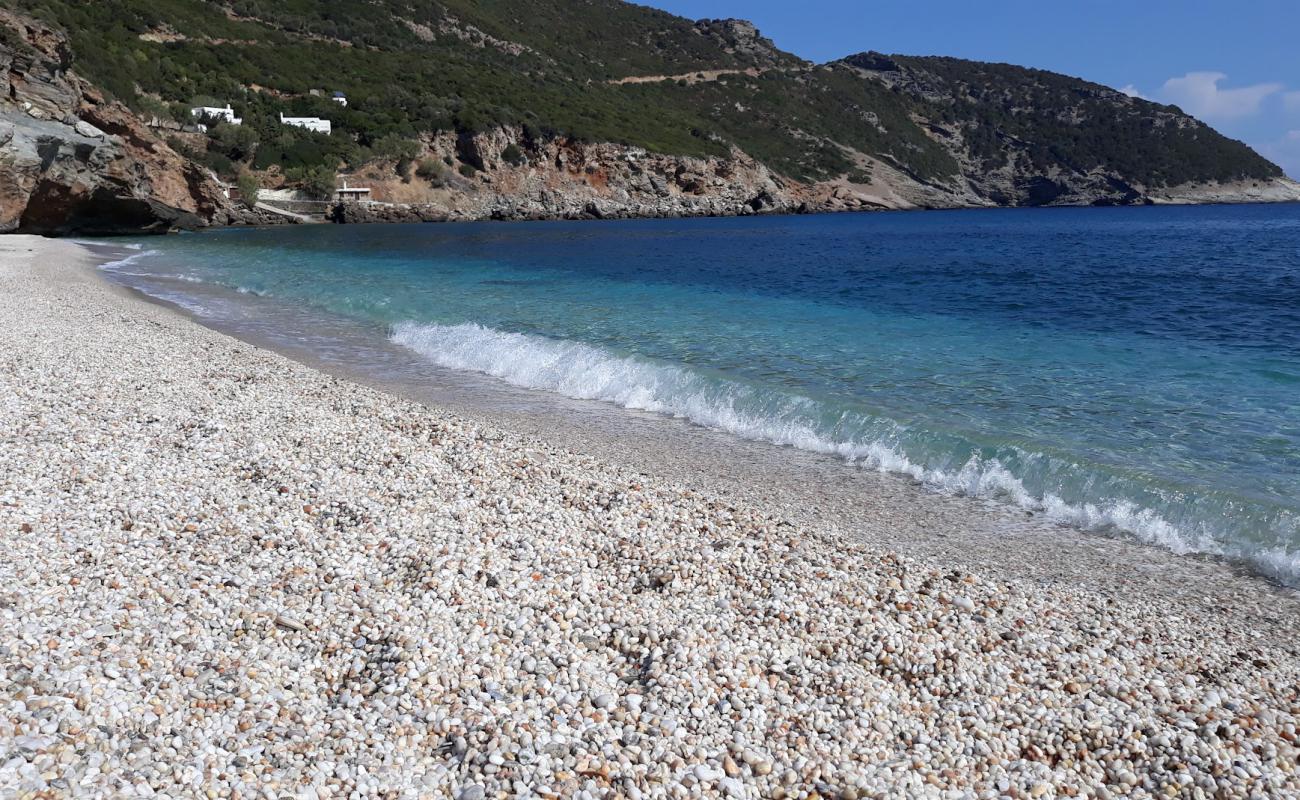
[1,236,1298,798]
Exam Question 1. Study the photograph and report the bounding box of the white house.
[331,91,348,107]
[279,113,331,135]
[335,179,371,202]
[190,104,242,132]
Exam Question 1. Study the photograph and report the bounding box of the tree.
[235,172,260,207]
[208,123,259,162]
[301,165,337,200]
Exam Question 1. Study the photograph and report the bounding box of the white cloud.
[1257,132,1300,180]
[1118,84,1148,100]
[1159,71,1282,119]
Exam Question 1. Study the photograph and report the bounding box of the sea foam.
[97,249,160,272]
[390,319,1300,586]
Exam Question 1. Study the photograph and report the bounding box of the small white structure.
[331,91,348,107]
[190,104,241,133]
[335,179,371,202]
[279,113,331,135]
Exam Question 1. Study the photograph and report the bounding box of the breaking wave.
[391,320,1300,586]
[97,249,160,272]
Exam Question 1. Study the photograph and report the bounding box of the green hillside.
[858,54,1283,187]
[9,0,1283,191]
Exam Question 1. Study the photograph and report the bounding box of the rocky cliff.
[333,127,799,223]
[0,9,245,235]
[328,113,1300,225]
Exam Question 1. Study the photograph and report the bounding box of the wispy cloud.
[1160,72,1282,119]
[1117,84,1148,100]
[1285,92,1300,114]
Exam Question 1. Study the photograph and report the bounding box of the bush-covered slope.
[844,53,1282,187]
[6,0,1289,206]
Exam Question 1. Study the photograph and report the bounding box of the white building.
[279,113,331,135]
[336,185,371,202]
[331,92,348,107]
[190,104,241,132]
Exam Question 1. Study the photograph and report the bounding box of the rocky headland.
[2,6,1298,235]
[0,9,271,235]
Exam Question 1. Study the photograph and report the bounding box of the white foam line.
[97,249,160,272]
[390,320,1299,585]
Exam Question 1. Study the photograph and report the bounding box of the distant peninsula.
[2,1,1298,235]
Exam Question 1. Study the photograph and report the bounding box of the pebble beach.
[2,235,1299,799]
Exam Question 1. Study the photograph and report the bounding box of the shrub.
[235,172,260,207]
[134,95,172,123]
[457,162,477,177]
[416,158,449,187]
[374,135,421,160]
[501,143,525,166]
[166,135,196,158]
[200,151,234,176]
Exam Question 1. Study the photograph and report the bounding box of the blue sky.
[650,1,1300,178]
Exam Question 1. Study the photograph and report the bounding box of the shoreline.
[3,235,1298,797]
[91,193,1300,237]
[87,231,1300,609]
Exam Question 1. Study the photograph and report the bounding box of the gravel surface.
[1,235,1297,799]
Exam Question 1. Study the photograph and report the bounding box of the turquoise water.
[99,205,1300,584]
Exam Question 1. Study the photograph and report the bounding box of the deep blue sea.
[98,205,1300,585]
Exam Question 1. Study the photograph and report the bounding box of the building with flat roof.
[335,180,371,202]
[190,104,241,132]
[279,113,331,135]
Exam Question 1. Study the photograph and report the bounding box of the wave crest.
[97,249,160,272]
[390,320,1297,585]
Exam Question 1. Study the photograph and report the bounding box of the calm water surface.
[98,205,1300,584]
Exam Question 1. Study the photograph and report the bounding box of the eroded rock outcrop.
[693,19,795,67]
[0,9,235,234]
[343,126,808,223]
[329,201,448,224]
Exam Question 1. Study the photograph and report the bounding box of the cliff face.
[336,127,798,222]
[332,115,1300,224]
[0,10,235,235]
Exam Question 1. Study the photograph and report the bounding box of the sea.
[92,204,1300,586]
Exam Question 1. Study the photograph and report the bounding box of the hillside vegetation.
[8,0,1284,198]
[850,54,1282,188]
